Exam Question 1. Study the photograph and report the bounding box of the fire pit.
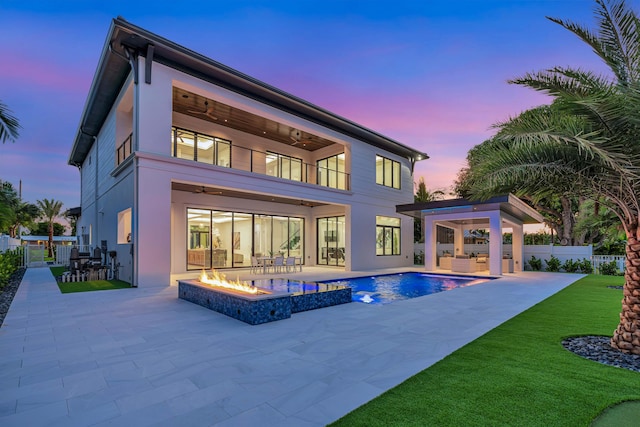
[178,269,351,325]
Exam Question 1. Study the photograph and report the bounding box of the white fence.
[2,236,91,268]
[414,243,594,270]
[0,235,20,253]
[24,243,47,267]
[0,235,25,267]
[56,245,92,267]
[521,245,593,266]
[591,255,625,275]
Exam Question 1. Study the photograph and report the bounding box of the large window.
[317,216,345,266]
[317,154,346,189]
[186,208,304,270]
[171,127,231,167]
[266,152,302,181]
[376,216,401,256]
[375,155,401,189]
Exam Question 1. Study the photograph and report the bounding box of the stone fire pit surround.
[178,279,351,324]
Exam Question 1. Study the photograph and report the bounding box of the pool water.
[320,272,492,305]
[251,278,347,295]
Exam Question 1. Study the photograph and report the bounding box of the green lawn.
[331,275,639,427]
[49,266,131,293]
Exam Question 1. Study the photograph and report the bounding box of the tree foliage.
[0,181,39,237]
[36,199,64,258]
[413,177,445,242]
[0,100,20,143]
[463,0,640,353]
[31,222,66,237]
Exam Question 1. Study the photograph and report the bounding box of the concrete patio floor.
[0,267,583,426]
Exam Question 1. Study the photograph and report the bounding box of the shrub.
[579,258,593,274]
[528,255,542,271]
[0,248,22,288]
[562,259,580,273]
[599,260,619,276]
[545,255,561,272]
[414,251,424,265]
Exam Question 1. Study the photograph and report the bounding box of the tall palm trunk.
[48,222,54,258]
[559,196,574,245]
[610,235,640,354]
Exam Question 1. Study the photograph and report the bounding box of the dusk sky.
[0,0,623,214]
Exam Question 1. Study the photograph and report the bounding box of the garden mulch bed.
[0,267,26,328]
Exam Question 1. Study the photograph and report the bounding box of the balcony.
[171,127,350,191]
[116,133,132,166]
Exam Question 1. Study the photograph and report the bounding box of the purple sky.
[0,0,622,212]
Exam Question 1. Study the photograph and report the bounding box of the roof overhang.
[69,17,429,166]
[396,194,544,225]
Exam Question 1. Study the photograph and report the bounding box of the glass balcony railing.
[171,127,350,190]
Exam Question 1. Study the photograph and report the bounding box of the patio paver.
[0,267,582,426]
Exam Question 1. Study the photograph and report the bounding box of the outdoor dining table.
[257,256,303,273]
[258,256,274,274]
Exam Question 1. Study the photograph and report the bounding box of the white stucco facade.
[70,19,427,287]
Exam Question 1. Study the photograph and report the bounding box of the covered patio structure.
[397,194,543,275]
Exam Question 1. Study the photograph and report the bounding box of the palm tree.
[0,181,41,238]
[36,199,63,258]
[465,0,640,354]
[414,177,445,242]
[457,135,582,245]
[0,100,20,143]
[0,182,18,233]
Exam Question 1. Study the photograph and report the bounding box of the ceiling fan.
[188,100,218,120]
[191,186,222,195]
[290,129,312,147]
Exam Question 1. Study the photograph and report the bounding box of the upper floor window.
[376,216,401,256]
[266,152,302,181]
[317,153,346,190]
[376,155,400,189]
[171,127,231,167]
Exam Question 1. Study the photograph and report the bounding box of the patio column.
[454,224,464,257]
[512,222,524,272]
[488,212,503,275]
[423,215,437,271]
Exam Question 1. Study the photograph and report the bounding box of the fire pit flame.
[199,269,261,294]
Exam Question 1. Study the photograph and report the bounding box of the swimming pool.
[320,272,493,305]
[252,272,492,305]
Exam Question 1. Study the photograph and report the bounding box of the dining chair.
[285,256,296,273]
[250,256,263,274]
[272,256,284,273]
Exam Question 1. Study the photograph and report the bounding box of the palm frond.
[546,14,625,82]
[509,68,610,98]
[492,105,636,179]
[0,101,20,143]
[593,0,640,84]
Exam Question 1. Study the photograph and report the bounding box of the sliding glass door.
[187,208,304,270]
[317,216,345,266]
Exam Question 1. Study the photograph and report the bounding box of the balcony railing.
[245,145,349,190]
[172,132,350,190]
[116,133,133,166]
[230,144,349,190]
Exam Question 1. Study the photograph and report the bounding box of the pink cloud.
[0,53,91,93]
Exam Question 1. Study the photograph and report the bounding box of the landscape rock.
[563,335,640,373]
[0,268,25,327]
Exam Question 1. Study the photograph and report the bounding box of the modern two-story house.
[68,18,428,287]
